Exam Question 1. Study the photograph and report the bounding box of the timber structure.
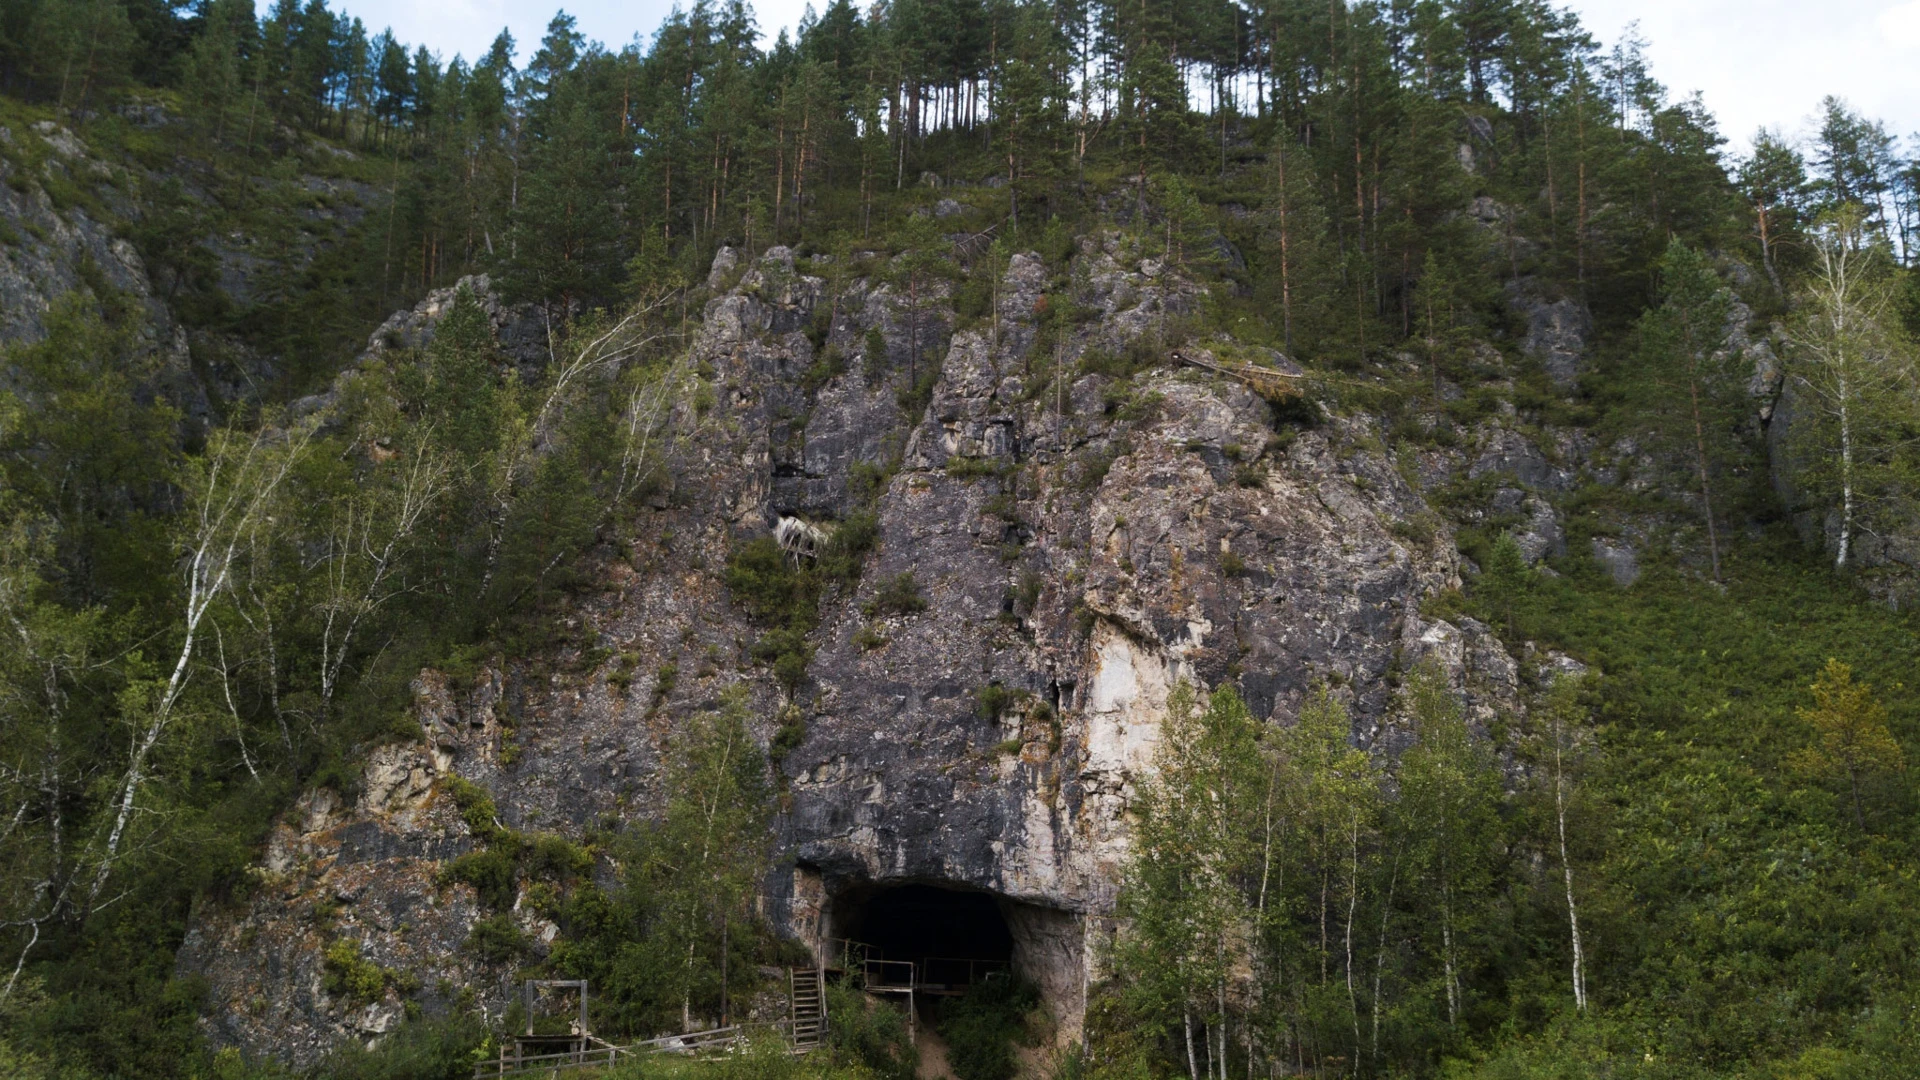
[1170,348,1304,401]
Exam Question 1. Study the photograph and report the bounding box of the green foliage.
[2,0,1912,1074]
[443,776,506,845]
[770,707,808,764]
[440,848,519,910]
[310,1013,489,1080]
[465,914,528,964]
[825,982,917,1080]
[863,327,890,384]
[938,977,1040,1080]
[321,940,391,1005]
[546,688,775,1037]
[974,683,1014,722]
[524,834,594,882]
[1787,658,1905,829]
[725,511,877,694]
[864,572,928,617]
[946,456,1012,480]
[1444,528,1920,1072]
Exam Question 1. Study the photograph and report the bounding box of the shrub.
[523,834,592,882]
[311,1015,489,1080]
[974,684,1013,722]
[322,940,389,1005]
[863,327,890,383]
[439,848,519,910]
[895,363,940,417]
[939,976,1040,1080]
[1012,570,1043,615]
[947,456,1010,480]
[466,913,528,964]
[770,709,807,762]
[826,982,917,1080]
[649,663,678,710]
[801,345,846,393]
[982,493,1022,523]
[443,775,506,844]
[865,572,928,617]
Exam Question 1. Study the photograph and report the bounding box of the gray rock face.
[358,273,551,374]
[182,239,1527,1064]
[1515,291,1590,390]
[1,118,388,422]
[0,129,164,347]
[1591,538,1640,587]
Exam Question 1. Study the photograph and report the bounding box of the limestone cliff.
[179,237,1541,1065]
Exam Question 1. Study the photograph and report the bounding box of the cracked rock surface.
[180,239,1529,1064]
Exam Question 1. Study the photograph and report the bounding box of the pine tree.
[503,19,627,309]
[1812,97,1896,229]
[1739,131,1811,292]
[182,0,258,142]
[22,0,134,108]
[1635,239,1736,581]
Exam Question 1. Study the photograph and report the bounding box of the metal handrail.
[916,956,1011,987]
[860,958,917,989]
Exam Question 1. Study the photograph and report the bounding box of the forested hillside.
[2,1,1920,1078]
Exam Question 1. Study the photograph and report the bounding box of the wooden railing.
[473,1020,807,1079]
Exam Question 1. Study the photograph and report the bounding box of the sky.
[281,0,1920,156]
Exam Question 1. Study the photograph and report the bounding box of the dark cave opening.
[835,883,1015,989]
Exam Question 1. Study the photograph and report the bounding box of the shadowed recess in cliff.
[837,884,1014,989]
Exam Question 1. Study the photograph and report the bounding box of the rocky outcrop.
[2,115,390,421]
[0,124,165,347]
[1509,281,1590,391]
[181,236,1530,1065]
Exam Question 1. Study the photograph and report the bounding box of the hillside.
[2,3,1920,1079]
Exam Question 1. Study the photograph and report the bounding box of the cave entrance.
[832,884,1014,995]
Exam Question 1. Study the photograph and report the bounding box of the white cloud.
[1879,0,1920,46]
[1563,0,1920,150]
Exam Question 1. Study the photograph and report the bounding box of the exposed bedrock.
[180,241,1525,1065]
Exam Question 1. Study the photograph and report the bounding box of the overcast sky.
[288,0,1920,155]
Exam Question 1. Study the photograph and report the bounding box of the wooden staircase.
[789,965,826,1050]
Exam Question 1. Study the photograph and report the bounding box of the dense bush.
[825,982,918,1080]
[937,976,1040,1080]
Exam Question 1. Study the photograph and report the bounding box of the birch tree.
[1266,687,1380,1074]
[0,499,103,1001]
[1536,676,1590,1012]
[626,687,772,1031]
[1120,683,1265,1080]
[1784,210,1920,570]
[1395,662,1499,1031]
[85,418,312,913]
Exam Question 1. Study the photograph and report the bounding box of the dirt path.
[915,1017,954,1080]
